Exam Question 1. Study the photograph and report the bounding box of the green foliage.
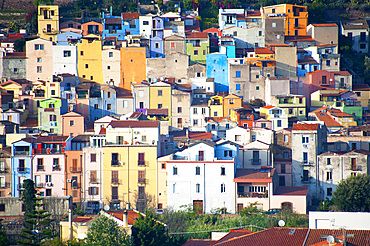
[19,179,55,245]
[34,0,54,7]
[132,210,170,246]
[333,174,370,212]
[307,0,327,24]
[14,39,25,52]
[72,204,86,216]
[0,219,9,246]
[84,215,131,246]
[25,9,38,35]
[237,203,261,216]
[317,198,334,211]
[104,0,138,15]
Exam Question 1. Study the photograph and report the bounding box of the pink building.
[26,38,53,81]
[62,111,85,136]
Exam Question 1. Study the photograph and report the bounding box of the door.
[198,151,204,161]
[193,200,203,214]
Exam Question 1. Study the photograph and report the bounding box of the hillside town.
[0,1,369,244]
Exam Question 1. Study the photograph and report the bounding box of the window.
[214,111,218,117]
[112,187,118,200]
[0,204,5,212]
[235,71,241,78]
[85,64,88,68]
[202,108,206,114]
[302,136,309,143]
[221,167,225,176]
[37,66,42,73]
[94,104,98,110]
[272,22,276,28]
[193,119,198,125]
[279,176,285,186]
[283,152,289,159]
[109,52,113,57]
[143,21,149,25]
[46,189,52,196]
[281,164,286,174]
[177,107,182,113]
[173,166,178,175]
[46,175,51,183]
[173,183,176,193]
[236,84,240,90]
[224,150,232,157]
[303,152,308,163]
[284,134,289,142]
[277,120,282,127]
[90,76,94,80]
[203,50,206,55]
[89,187,99,195]
[91,153,96,162]
[193,108,198,114]
[35,44,44,50]
[49,115,56,121]
[13,68,18,74]
[37,57,42,63]
[252,135,256,142]
[326,60,330,66]
[196,72,201,77]
[256,86,259,91]
[69,120,74,126]
[258,31,262,36]
[157,89,163,96]
[302,170,309,181]
[289,109,293,114]
[155,43,159,49]
[196,184,200,193]
[138,153,145,166]
[158,104,162,109]
[327,188,332,196]
[194,50,198,55]
[226,123,230,129]
[221,183,226,193]
[107,104,111,110]
[233,31,237,36]
[80,51,84,56]
[351,158,357,170]
[360,43,366,49]
[64,50,71,57]
[196,166,200,175]
[327,158,331,165]
[327,171,332,181]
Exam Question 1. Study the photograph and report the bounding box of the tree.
[84,215,131,246]
[131,210,169,246]
[14,39,25,52]
[19,179,54,245]
[333,174,370,212]
[132,192,156,213]
[0,219,9,246]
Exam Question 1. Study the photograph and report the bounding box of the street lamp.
[67,179,76,241]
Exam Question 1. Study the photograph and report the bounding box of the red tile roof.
[147,108,168,116]
[285,35,314,42]
[121,13,140,19]
[273,186,308,196]
[107,210,141,225]
[20,117,38,127]
[353,84,370,91]
[333,71,351,76]
[188,131,213,140]
[214,227,309,246]
[99,127,106,134]
[292,123,320,131]
[311,23,337,27]
[186,32,208,39]
[247,10,261,16]
[105,18,121,24]
[261,105,275,109]
[255,47,274,54]
[73,216,95,223]
[34,136,69,143]
[205,117,230,123]
[182,239,215,246]
[212,230,253,245]
[108,120,159,128]
[305,229,370,246]
[314,112,342,127]
[233,168,274,183]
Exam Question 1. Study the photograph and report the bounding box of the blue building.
[102,14,125,41]
[297,50,320,77]
[89,85,118,121]
[56,31,82,45]
[218,9,246,30]
[11,137,34,197]
[122,13,141,37]
[206,53,229,92]
[150,16,164,58]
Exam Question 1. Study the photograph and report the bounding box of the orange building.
[223,94,242,117]
[62,112,85,137]
[120,47,146,91]
[262,4,308,36]
[81,21,103,36]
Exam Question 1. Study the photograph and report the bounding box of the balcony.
[70,167,81,173]
[37,165,45,171]
[90,178,99,184]
[35,183,44,188]
[111,195,119,200]
[52,165,61,171]
[0,168,8,173]
[319,81,330,86]
[138,160,149,166]
[0,182,9,189]
[17,167,29,173]
[250,159,261,165]
[42,28,59,34]
[301,162,314,166]
[138,178,146,184]
[237,192,268,198]
[14,151,30,156]
[35,149,64,154]
[111,178,120,184]
[111,160,119,166]
[35,92,45,98]
[18,184,25,190]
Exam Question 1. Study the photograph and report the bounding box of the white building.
[309,211,370,229]
[222,25,265,49]
[341,19,369,53]
[240,140,271,168]
[102,48,121,87]
[139,15,153,39]
[189,98,210,132]
[52,44,78,77]
[226,126,251,146]
[167,141,239,213]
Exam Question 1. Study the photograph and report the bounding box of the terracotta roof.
[254,47,274,54]
[3,52,26,59]
[73,216,95,223]
[342,20,369,30]
[353,84,370,91]
[213,230,253,245]
[333,71,351,76]
[188,131,212,140]
[108,120,159,128]
[182,239,215,246]
[99,127,106,134]
[122,13,140,19]
[20,117,38,127]
[316,43,337,47]
[261,105,275,109]
[285,35,314,42]
[214,227,309,246]
[273,186,308,196]
[205,117,230,123]
[105,18,121,24]
[186,32,208,39]
[247,10,261,16]
[305,229,370,246]
[314,112,342,127]
[34,136,69,143]
[233,168,274,183]
[311,23,338,27]
[328,109,353,118]
[129,112,142,118]
[107,210,141,225]
[292,123,320,131]
[298,56,319,65]
[147,108,168,116]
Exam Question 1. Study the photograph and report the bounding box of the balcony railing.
[90,178,99,184]
[111,178,120,184]
[70,167,81,173]
[111,160,119,166]
[111,195,119,200]
[138,160,149,166]
[52,165,61,171]
[18,167,29,173]
[18,183,26,190]
[14,151,30,156]
[37,165,45,171]
[35,149,64,154]
[0,168,8,173]
[250,159,261,165]
[35,183,44,188]
[0,182,9,188]
[138,178,146,184]
[319,81,330,86]
[237,192,268,198]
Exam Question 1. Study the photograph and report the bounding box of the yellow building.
[209,95,224,117]
[38,4,59,42]
[102,145,160,211]
[149,82,172,126]
[223,94,242,117]
[120,47,146,91]
[262,4,308,36]
[77,36,103,83]
[353,84,370,108]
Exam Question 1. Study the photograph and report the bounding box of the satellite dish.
[104,205,110,211]
[326,235,335,244]
[278,220,285,227]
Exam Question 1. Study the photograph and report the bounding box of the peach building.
[120,47,146,90]
[62,111,85,136]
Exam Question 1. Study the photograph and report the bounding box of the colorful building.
[77,36,103,83]
[149,82,172,126]
[120,47,146,90]
[208,95,224,117]
[223,94,242,117]
[38,4,59,42]
[186,32,209,65]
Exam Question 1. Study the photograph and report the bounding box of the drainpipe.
[69,208,73,240]
[203,163,206,213]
